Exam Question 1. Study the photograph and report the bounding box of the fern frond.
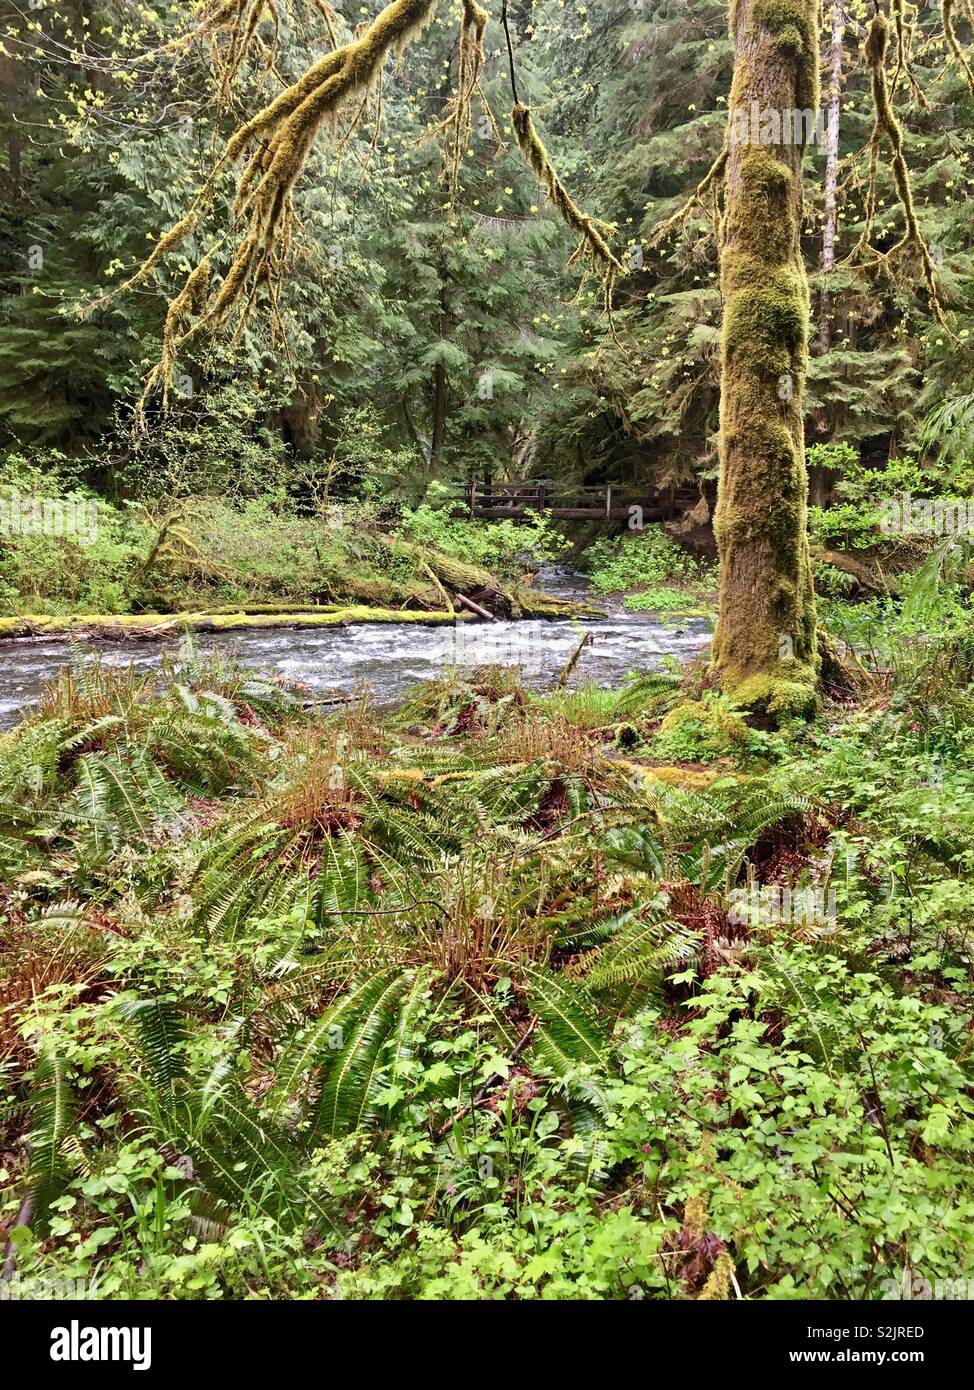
[315,969,411,1138]
[523,967,609,1071]
[25,1049,77,1234]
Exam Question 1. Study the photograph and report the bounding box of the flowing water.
[0,567,712,728]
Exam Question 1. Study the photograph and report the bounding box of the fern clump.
[3,646,974,1301]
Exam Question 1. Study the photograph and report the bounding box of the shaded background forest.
[2,0,972,512]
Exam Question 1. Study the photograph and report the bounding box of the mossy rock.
[729,672,818,722]
[659,699,750,749]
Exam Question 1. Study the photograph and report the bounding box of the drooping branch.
[510,102,623,279]
[646,145,728,251]
[853,12,952,334]
[889,0,929,108]
[92,0,624,416]
[943,0,974,96]
[129,0,437,413]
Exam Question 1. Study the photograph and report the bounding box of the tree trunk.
[430,281,450,471]
[711,0,821,720]
[430,359,447,470]
[819,0,843,355]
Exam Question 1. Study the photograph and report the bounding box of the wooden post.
[468,481,476,519]
[605,485,612,518]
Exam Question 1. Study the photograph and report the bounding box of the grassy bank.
[0,468,571,619]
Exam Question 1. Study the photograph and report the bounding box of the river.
[0,568,712,728]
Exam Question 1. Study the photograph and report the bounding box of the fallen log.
[0,606,474,643]
[810,546,892,596]
[512,586,606,621]
[375,534,608,621]
[455,592,496,622]
[377,535,513,616]
[378,533,496,589]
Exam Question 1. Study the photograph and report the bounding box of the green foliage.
[622,586,702,612]
[3,0,974,1308]
[582,527,708,596]
[3,619,973,1298]
[808,449,942,552]
[0,452,149,613]
[399,496,569,580]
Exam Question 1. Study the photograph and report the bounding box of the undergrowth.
[1,603,973,1300]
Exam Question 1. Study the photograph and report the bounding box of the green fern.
[315,969,411,1138]
[583,900,699,994]
[24,1050,78,1235]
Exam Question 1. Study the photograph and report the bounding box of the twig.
[557,631,593,687]
[455,592,496,622]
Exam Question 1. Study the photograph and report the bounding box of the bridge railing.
[452,481,673,517]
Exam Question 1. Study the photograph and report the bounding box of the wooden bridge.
[454,481,697,522]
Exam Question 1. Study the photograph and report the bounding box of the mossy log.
[0,607,473,643]
[377,535,606,621]
[810,546,892,596]
[332,576,441,609]
[511,586,606,620]
[377,535,498,590]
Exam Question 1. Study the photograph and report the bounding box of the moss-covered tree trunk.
[712,0,821,719]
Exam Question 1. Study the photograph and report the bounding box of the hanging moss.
[511,102,623,278]
[428,0,490,197]
[115,0,439,405]
[112,0,625,410]
[852,13,953,333]
[942,0,974,97]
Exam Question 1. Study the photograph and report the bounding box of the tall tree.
[710,0,821,717]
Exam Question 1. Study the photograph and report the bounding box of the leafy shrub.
[399,490,569,580]
[808,448,971,552]
[0,453,150,614]
[623,586,701,612]
[582,528,707,595]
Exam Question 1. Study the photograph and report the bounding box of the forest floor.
[2,603,972,1299]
